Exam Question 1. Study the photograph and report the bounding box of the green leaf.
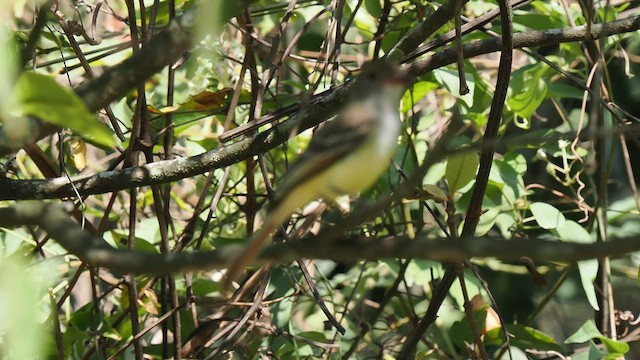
[402,81,439,113]
[597,5,619,22]
[513,12,567,30]
[433,68,475,106]
[449,308,488,349]
[554,221,599,309]
[485,324,563,352]
[68,303,102,331]
[191,278,219,296]
[530,202,566,229]
[593,344,616,360]
[506,128,557,150]
[467,112,488,127]
[569,342,606,360]
[495,157,524,202]
[600,336,630,354]
[445,151,479,195]
[405,259,439,287]
[565,320,629,355]
[565,320,603,343]
[7,72,115,147]
[547,83,585,100]
[297,331,329,343]
[364,0,383,18]
[503,152,527,175]
[0,258,47,359]
[508,74,547,123]
[577,259,600,310]
[475,206,500,236]
[496,213,516,239]
[555,220,592,244]
[468,66,494,114]
[507,64,549,124]
[197,1,242,37]
[0,28,18,104]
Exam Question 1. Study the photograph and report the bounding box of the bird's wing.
[269,104,377,210]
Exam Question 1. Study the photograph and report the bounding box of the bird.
[223,60,412,289]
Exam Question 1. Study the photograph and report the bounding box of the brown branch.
[3,202,640,275]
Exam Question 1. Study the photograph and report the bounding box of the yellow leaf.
[70,138,87,171]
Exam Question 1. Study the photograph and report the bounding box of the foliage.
[1,0,640,359]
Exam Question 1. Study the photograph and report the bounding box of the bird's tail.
[222,201,292,290]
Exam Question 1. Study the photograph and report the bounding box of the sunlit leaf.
[530,202,566,229]
[446,151,479,195]
[508,74,547,124]
[601,336,630,354]
[402,81,438,113]
[565,320,603,343]
[70,137,87,171]
[485,324,563,352]
[566,320,628,356]
[433,68,474,106]
[6,72,115,147]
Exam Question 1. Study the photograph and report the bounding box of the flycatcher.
[224,60,411,288]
